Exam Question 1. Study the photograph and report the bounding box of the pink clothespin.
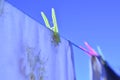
[79,42,98,56]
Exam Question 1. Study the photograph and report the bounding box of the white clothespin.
[97,46,105,60]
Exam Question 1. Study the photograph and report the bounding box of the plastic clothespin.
[79,42,98,56]
[97,46,105,60]
[0,0,4,15]
[41,8,60,45]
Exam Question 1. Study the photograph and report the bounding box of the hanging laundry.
[90,56,120,80]
[97,56,120,80]
[90,56,102,80]
[0,1,75,80]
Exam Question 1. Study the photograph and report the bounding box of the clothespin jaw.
[41,12,52,30]
[52,32,60,45]
[79,42,98,56]
[84,42,98,56]
[41,8,61,46]
[52,8,58,33]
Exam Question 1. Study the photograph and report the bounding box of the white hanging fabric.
[90,56,109,80]
[0,1,75,80]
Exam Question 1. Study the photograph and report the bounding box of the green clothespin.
[41,8,60,45]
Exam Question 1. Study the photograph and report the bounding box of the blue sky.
[6,0,120,80]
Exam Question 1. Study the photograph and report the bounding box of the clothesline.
[40,8,100,57]
[60,35,95,56]
[1,2,98,57]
